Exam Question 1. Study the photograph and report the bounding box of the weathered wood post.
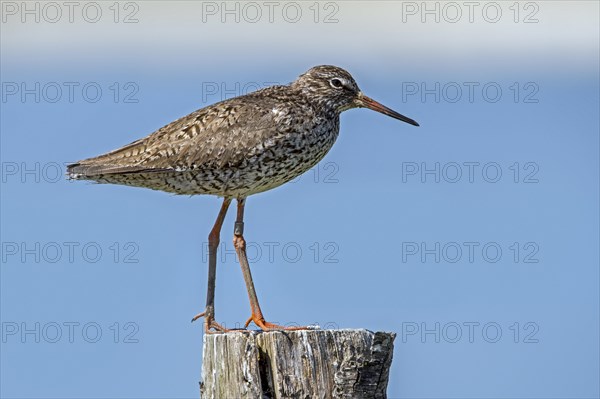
[200,329,396,398]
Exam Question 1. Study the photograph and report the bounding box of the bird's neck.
[294,88,341,119]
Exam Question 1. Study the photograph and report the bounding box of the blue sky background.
[1,1,599,398]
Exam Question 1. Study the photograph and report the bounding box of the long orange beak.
[357,93,419,126]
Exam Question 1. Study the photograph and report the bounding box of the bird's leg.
[191,198,231,333]
[234,198,309,331]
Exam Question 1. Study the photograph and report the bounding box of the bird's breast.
[224,114,339,196]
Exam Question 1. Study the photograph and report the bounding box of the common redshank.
[67,65,419,333]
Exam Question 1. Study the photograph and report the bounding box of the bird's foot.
[243,314,316,331]
[191,311,229,334]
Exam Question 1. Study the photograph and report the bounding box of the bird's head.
[292,65,419,126]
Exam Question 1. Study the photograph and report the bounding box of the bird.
[67,65,419,333]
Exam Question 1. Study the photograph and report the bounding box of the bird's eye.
[330,78,343,89]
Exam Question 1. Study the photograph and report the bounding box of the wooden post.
[200,329,396,399]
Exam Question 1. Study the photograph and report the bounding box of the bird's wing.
[67,92,285,178]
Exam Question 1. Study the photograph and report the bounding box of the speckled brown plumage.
[67,65,418,197]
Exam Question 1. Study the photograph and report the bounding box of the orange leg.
[234,198,311,331]
[191,198,231,333]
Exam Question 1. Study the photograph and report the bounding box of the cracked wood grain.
[200,329,395,399]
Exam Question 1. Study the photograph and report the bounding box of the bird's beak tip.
[358,94,419,127]
[357,92,419,126]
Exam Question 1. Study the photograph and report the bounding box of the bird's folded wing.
[67,95,281,178]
